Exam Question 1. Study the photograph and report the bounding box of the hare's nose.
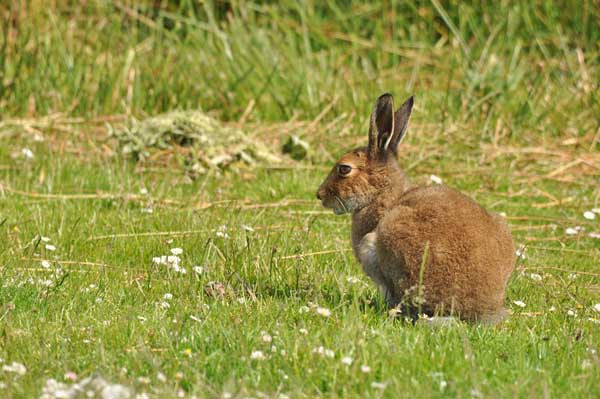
[316,191,322,200]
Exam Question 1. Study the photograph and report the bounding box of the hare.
[316,93,515,324]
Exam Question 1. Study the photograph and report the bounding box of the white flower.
[250,350,265,360]
[341,356,353,365]
[262,333,272,343]
[593,303,600,313]
[163,293,173,301]
[241,224,255,232]
[360,364,371,373]
[529,273,542,281]
[316,307,331,317]
[371,382,386,389]
[299,328,308,335]
[589,232,600,239]
[515,246,526,260]
[159,301,170,309]
[21,148,34,159]
[156,372,167,383]
[440,380,448,390]
[567,309,576,317]
[166,255,180,265]
[549,306,556,312]
[152,256,166,265]
[565,227,578,235]
[193,266,204,275]
[100,383,131,399]
[45,244,56,251]
[313,346,334,358]
[141,207,153,214]
[583,211,596,220]
[41,236,51,242]
[139,187,149,195]
[2,361,27,375]
[429,174,443,184]
[170,248,183,255]
[41,260,51,269]
[513,300,526,308]
[346,276,361,284]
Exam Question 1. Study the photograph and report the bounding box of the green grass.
[1,1,600,398]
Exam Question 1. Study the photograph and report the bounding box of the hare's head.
[317,93,414,214]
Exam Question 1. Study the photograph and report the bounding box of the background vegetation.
[1,1,599,398]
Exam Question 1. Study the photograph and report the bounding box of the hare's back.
[376,184,511,275]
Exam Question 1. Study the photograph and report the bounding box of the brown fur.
[317,94,515,324]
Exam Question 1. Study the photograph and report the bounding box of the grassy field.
[1,1,600,398]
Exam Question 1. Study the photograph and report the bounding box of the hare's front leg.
[358,232,394,307]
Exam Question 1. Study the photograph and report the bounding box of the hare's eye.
[337,164,352,176]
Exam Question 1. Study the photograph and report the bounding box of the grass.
[1,1,600,398]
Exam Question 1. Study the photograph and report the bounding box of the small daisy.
[583,211,596,220]
[192,266,204,275]
[513,300,526,308]
[163,293,173,301]
[21,148,34,159]
[262,333,273,343]
[299,328,308,335]
[316,307,331,317]
[430,174,443,184]
[64,371,77,381]
[170,248,183,255]
[360,364,371,373]
[565,227,578,235]
[45,244,56,251]
[341,356,353,365]
[515,246,526,260]
[529,273,543,281]
[41,236,51,242]
[41,260,51,269]
[241,224,255,232]
[567,309,576,317]
[250,350,265,360]
[2,362,27,375]
[156,372,167,383]
[346,276,361,284]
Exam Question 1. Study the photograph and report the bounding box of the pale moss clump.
[110,111,281,174]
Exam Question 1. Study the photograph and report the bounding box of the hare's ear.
[387,96,414,156]
[368,93,395,159]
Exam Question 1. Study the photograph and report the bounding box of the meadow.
[1,1,599,398]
